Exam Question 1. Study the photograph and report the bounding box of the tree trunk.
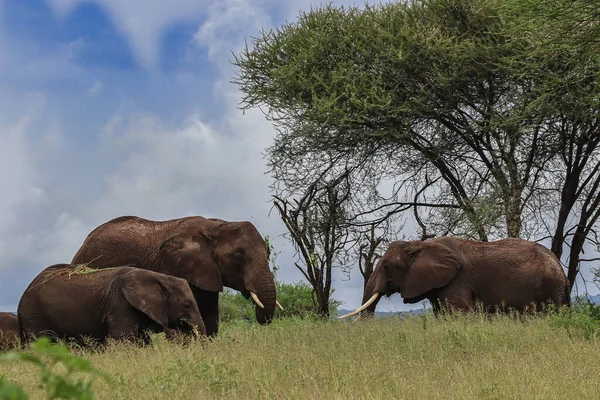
[315,289,330,319]
[566,228,586,291]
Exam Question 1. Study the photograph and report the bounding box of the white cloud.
[45,0,213,69]
[193,0,272,62]
[0,95,45,265]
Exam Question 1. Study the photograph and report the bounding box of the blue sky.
[0,0,597,313]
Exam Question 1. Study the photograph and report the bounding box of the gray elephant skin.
[0,312,19,351]
[70,215,277,337]
[18,264,206,345]
[341,237,571,318]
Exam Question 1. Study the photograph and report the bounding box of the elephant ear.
[400,242,461,299]
[122,272,169,328]
[159,233,223,293]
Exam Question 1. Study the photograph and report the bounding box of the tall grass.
[1,312,599,399]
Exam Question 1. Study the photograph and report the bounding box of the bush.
[549,296,600,340]
[274,281,342,319]
[218,281,343,323]
[219,290,256,324]
[0,337,110,399]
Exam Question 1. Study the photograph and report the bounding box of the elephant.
[0,312,19,350]
[340,237,571,318]
[71,215,282,337]
[18,264,207,345]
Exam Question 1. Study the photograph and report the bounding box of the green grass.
[2,313,599,399]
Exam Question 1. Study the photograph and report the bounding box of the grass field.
[1,312,600,399]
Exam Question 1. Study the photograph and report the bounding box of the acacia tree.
[233,0,600,292]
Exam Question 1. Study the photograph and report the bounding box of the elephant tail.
[17,312,26,345]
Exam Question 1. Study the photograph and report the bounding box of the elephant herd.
[0,215,572,351]
[0,215,281,350]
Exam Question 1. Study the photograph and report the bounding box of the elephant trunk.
[188,311,207,337]
[361,277,382,315]
[248,272,276,325]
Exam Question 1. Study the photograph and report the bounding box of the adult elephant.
[71,215,280,337]
[340,237,570,318]
[18,264,206,345]
[0,312,19,350]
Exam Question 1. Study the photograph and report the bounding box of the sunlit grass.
[2,313,599,399]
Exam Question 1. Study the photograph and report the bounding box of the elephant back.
[71,217,169,269]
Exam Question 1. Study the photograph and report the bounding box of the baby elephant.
[18,264,206,345]
[0,312,20,350]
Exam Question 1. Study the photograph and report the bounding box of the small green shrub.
[0,337,111,399]
[273,280,318,318]
[549,296,600,340]
[219,290,256,323]
[0,378,27,400]
[218,281,343,323]
[274,281,342,319]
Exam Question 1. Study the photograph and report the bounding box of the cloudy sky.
[0,0,420,313]
[0,0,597,314]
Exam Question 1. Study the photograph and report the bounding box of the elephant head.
[122,270,207,337]
[339,240,461,318]
[159,218,279,325]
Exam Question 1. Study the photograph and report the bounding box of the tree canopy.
[233,0,600,292]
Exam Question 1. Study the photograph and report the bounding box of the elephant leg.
[191,288,219,338]
[106,314,147,345]
[441,296,475,314]
[429,297,443,316]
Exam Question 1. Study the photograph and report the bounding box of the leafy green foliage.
[0,337,111,399]
[219,281,343,323]
[0,378,27,400]
[549,296,600,340]
[275,281,342,319]
[233,0,600,290]
[219,290,256,323]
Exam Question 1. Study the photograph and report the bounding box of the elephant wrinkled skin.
[18,264,206,345]
[0,312,19,351]
[71,215,277,336]
[341,237,571,318]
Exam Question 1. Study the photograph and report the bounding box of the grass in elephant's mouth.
[2,313,599,399]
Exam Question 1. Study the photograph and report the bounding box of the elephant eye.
[233,250,245,260]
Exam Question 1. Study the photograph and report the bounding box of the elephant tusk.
[337,293,380,319]
[250,292,265,308]
[191,325,200,338]
[276,300,284,311]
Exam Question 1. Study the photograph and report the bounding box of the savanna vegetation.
[2,301,600,399]
[3,0,600,398]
